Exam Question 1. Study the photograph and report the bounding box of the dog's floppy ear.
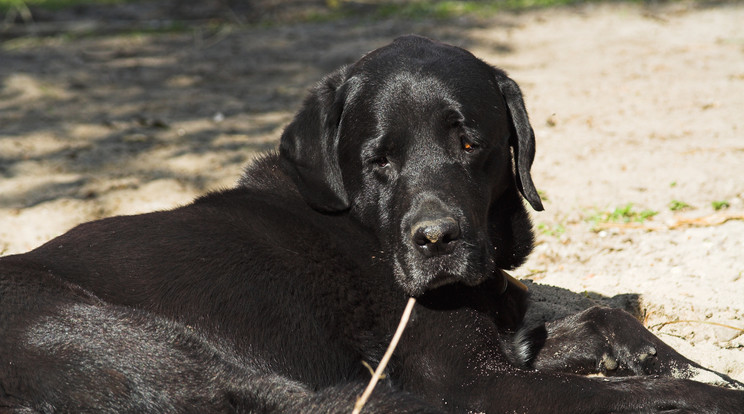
[495,73,544,212]
[279,66,350,213]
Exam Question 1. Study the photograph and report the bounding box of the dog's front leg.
[395,304,744,413]
[515,306,744,389]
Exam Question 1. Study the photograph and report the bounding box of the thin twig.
[649,319,744,333]
[668,213,744,229]
[594,222,663,231]
[353,297,416,414]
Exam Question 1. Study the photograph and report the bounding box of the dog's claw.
[638,346,657,362]
[601,353,618,372]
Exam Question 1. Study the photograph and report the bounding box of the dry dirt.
[1,2,743,382]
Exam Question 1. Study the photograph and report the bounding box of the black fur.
[1,35,742,413]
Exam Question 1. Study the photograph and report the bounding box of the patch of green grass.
[374,1,490,19]
[585,203,658,228]
[371,0,595,20]
[668,199,692,211]
[537,222,565,237]
[711,200,730,211]
[607,203,658,223]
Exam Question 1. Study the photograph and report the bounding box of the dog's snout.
[411,217,460,257]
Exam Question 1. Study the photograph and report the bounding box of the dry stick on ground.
[649,319,744,335]
[667,213,744,229]
[353,297,417,414]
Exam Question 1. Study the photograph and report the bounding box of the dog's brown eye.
[462,139,479,153]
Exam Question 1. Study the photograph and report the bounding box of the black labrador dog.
[1,35,743,413]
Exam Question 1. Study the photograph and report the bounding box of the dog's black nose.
[411,217,460,257]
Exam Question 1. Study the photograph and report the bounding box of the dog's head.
[280,35,543,296]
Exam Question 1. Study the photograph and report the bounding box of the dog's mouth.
[426,272,460,290]
[428,271,491,291]
[392,243,492,297]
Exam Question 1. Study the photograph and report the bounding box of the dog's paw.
[568,307,679,377]
[527,306,744,390]
[603,339,660,376]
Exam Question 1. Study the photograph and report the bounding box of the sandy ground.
[1,2,743,382]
